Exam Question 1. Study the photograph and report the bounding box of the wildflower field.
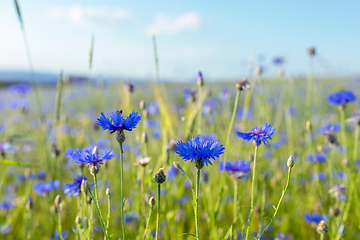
[1,70,360,240]
[1,1,360,240]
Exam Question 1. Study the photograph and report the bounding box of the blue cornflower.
[175,135,225,167]
[179,195,190,204]
[307,153,327,163]
[33,180,60,196]
[237,123,275,146]
[303,213,325,224]
[97,110,141,134]
[318,123,341,134]
[272,57,285,65]
[0,201,14,210]
[311,172,327,181]
[62,176,94,197]
[72,147,115,171]
[219,160,251,179]
[183,88,197,103]
[7,84,32,95]
[9,99,30,111]
[328,90,357,106]
[50,230,69,240]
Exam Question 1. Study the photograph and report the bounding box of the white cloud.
[45,5,131,25]
[146,12,201,35]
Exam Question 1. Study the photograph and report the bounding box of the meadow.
[0,65,359,240]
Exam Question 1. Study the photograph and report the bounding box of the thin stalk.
[141,167,146,226]
[106,192,111,240]
[241,85,254,128]
[339,106,348,160]
[88,201,94,240]
[87,187,110,240]
[57,210,64,240]
[320,234,325,240]
[305,56,313,119]
[54,70,63,126]
[258,167,292,239]
[353,125,359,161]
[195,169,201,240]
[233,179,238,240]
[142,205,154,240]
[214,90,241,218]
[119,143,126,239]
[245,145,258,240]
[257,182,266,239]
[197,84,203,135]
[152,34,159,82]
[156,184,161,240]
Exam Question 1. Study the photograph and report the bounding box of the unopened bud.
[75,216,81,226]
[173,161,181,169]
[106,188,111,197]
[307,47,316,56]
[139,100,146,110]
[54,195,62,207]
[50,204,57,214]
[236,78,250,91]
[26,197,33,211]
[329,205,340,217]
[316,220,328,235]
[197,71,204,86]
[306,121,312,130]
[89,163,99,175]
[142,132,148,144]
[149,196,155,207]
[87,195,92,205]
[287,155,294,169]
[154,168,166,184]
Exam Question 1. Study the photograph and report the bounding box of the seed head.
[316,220,329,235]
[236,78,250,91]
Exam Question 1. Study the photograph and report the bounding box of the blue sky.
[0,0,359,81]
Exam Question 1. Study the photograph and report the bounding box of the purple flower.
[0,201,14,210]
[272,57,285,65]
[72,147,115,170]
[237,123,275,146]
[328,90,357,106]
[97,110,141,134]
[179,195,190,204]
[318,123,341,134]
[307,153,327,163]
[62,176,94,197]
[311,172,327,181]
[303,213,325,224]
[33,180,60,196]
[175,135,225,167]
[9,99,30,111]
[219,160,251,179]
[148,101,160,115]
[183,89,197,103]
[7,84,32,95]
[218,88,230,103]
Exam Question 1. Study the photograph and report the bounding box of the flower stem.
[57,210,64,240]
[105,192,111,240]
[156,184,161,240]
[141,166,146,226]
[195,168,201,240]
[119,143,126,239]
[245,145,258,240]
[92,174,108,238]
[339,106,348,160]
[353,125,359,162]
[258,167,292,239]
[233,179,238,240]
[197,84,203,135]
[142,204,154,240]
[87,185,110,240]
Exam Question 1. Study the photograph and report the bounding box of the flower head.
[33,180,60,196]
[72,147,115,172]
[62,176,94,197]
[328,90,357,106]
[7,84,32,95]
[97,110,141,134]
[237,123,275,146]
[219,160,251,179]
[329,184,346,201]
[303,213,325,225]
[175,135,224,167]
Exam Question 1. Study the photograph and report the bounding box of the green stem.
[87,187,110,240]
[305,56,313,119]
[214,90,241,219]
[245,145,258,240]
[142,206,154,240]
[233,179,238,240]
[88,200,94,240]
[119,143,126,239]
[320,234,324,240]
[258,168,292,239]
[197,84,203,135]
[339,106,348,160]
[353,125,359,162]
[141,166,146,226]
[156,184,161,240]
[105,192,111,240]
[57,210,64,240]
[195,169,201,240]
[257,182,266,239]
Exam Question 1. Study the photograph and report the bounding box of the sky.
[0,0,359,81]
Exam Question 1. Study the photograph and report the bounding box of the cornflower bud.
[154,168,166,184]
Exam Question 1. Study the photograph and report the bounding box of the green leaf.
[179,233,198,239]
[0,159,37,168]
